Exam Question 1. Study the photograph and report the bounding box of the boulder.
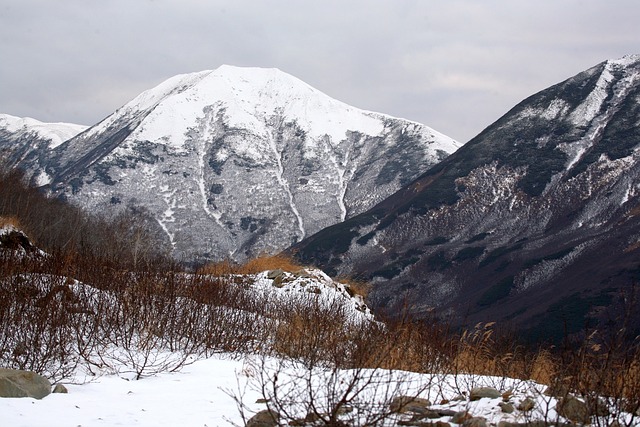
[246,409,279,427]
[498,402,515,413]
[266,269,285,280]
[390,396,432,414]
[451,411,472,424]
[52,384,68,394]
[462,417,488,427]
[518,397,535,412]
[470,387,501,401]
[556,395,590,424]
[0,368,51,399]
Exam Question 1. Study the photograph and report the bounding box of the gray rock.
[266,269,284,280]
[556,395,590,424]
[52,384,68,394]
[462,417,487,427]
[246,409,279,427]
[434,409,457,417]
[390,396,432,414]
[498,402,515,413]
[451,411,472,424]
[0,368,51,399]
[518,397,535,412]
[470,387,501,401]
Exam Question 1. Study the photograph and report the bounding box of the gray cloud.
[1,0,639,142]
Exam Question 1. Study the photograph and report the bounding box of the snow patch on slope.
[560,60,640,171]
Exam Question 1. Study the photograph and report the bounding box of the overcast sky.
[1,1,638,142]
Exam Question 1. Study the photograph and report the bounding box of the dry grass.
[197,253,306,276]
[0,215,21,229]
[338,276,372,298]
[236,253,305,274]
[529,349,557,385]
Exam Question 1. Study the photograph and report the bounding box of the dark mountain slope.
[291,55,640,340]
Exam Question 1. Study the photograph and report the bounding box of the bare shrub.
[196,258,239,276]
[0,262,81,382]
[238,355,433,427]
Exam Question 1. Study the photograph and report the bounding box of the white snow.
[91,65,456,154]
[561,59,640,171]
[540,99,570,120]
[609,53,640,67]
[0,113,87,148]
[266,127,306,240]
[34,170,52,186]
[568,67,613,126]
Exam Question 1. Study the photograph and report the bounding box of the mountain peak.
[91,66,458,155]
[14,66,458,262]
[607,53,640,67]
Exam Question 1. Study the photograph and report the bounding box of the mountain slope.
[291,55,640,340]
[5,66,459,262]
[0,114,87,185]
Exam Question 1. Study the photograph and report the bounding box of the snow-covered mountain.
[4,66,459,261]
[292,55,640,340]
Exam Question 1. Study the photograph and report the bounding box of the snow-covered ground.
[4,352,633,427]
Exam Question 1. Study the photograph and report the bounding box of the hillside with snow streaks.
[12,66,459,261]
[292,55,640,339]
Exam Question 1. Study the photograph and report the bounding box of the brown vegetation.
[0,215,21,229]
[236,253,305,274]
[197,253,306,276]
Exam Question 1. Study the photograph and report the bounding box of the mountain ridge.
[290,54,640,340]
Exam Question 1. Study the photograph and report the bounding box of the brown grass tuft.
[236,253,305,274]
[0,216,21,229]
[530,349,557,385]
[338,276,372,298]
